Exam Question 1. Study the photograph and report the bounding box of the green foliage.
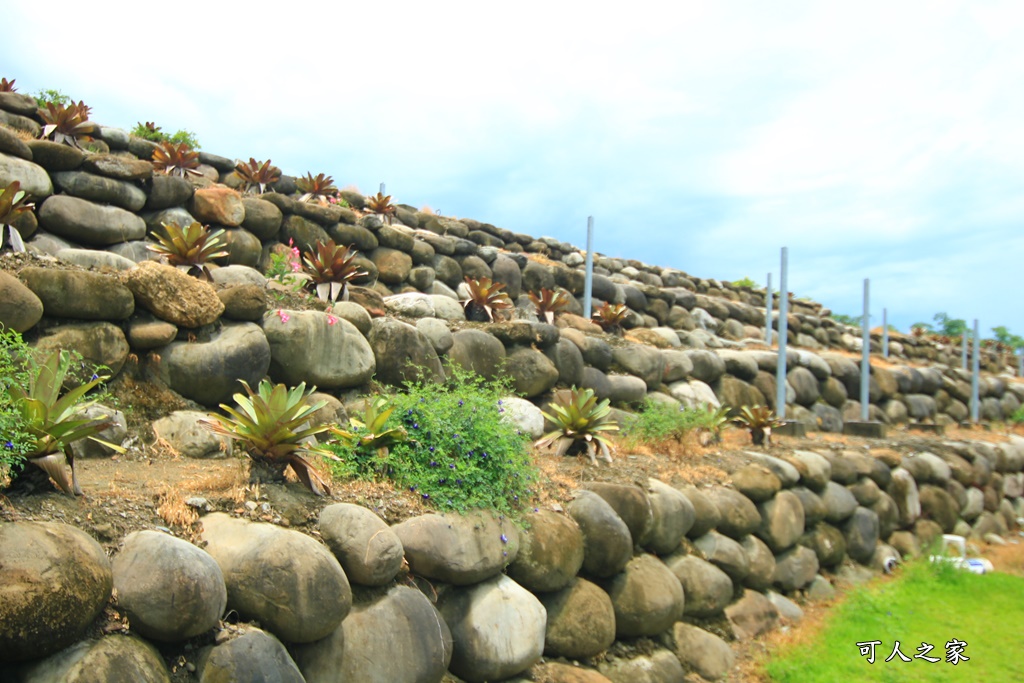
[734,404,783,446]
[34,88,70,107]
[201,380,334,496]
[301,240,368,302]
[1009,406,1024,424]
[766,556,1024,682]
[730,276,759,289]
[329,397,408,476]
[7,348,122,496]
[147,221,229,281]
[991,326,1024,350]
[592,302,630,334]
[831,313,862,327]
[130,122,201,150]
[38,101,94,148]
[625,400,730,447]
[0,326,34,480]
[1,180,33,252]
[536,387,619,464]
[933,311,967,337]
[328,368,536,516]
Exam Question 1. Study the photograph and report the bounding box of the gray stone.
[55,247,136,271]
[890,467,922,526]
[607,374,649,405]
[38,195,146,245]
[263,309,375,389]
[821,481,859,523]
[447,329,506,380]
[661,622,735,682]
[685,349,726,384]
[0,152,53,198]
[35,321,130,376]
[153,410,232,458]
[644,478,696,555]
[67,404,126,459]
[604,553,684,638]
[438,574,546,683]
[843,506,880,563]
[145,173,194,211]
[772,545,820,591]
[707,486,761,539]
[757,490,805,552]
[0,271,43,332]
[200,513,351,643]
[726,589,779,640]
[156,323,270,407]
[693,530,750,581]
[506,347,559,397]
[786,450,832,491]
[766,591,804,622]
[16,636,171,683]
[681,486,722,537]
[113,531,226,642]
[507,509,585,593]
[392,510,519,585]
[52,170,147,211]
[540,578,616,659]
[584,482,654,545]
[20,267,134,321]
[368,317,444,387]
[568,490,634,578]
[197,627,303,683]
[0,522,112,663]
[319,503,404,587]
[665,552,733,617]
[544,337,586,387]
[732,464,781,502]
[741,534,777,590]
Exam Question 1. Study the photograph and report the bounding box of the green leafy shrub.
[34,88,70,107]
[730,276,759,289]
[1010,406,1024,425]
[327,368,536,516]
[624,399,728,447]
[0,326,33,481]
[536,386,619,464]
[329,397,408,476]
[130,122,201,150]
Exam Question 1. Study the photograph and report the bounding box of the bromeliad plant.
[296,172,338,205]
[201,380,336,496]
[0,78,16,92]
[329,397,408,476]
[38,101,94,148]
[365,191,396,224]
[734,405,783,447]
[535,387,619,465]
[301,240,368,302]
[233,158,281,195]
[528,287,572,324]
[1,180,32,252]
[7,350,123,496]
[592,302,630,335]
[695,404,732,445]
[151,141,202,177]
[147,221,229,281]
[461,276,513,322]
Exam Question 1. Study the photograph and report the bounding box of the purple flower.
[422,493,430,499]
[413,423,419,429]
[500,534,508,544]
[3,441,12,449]
[458,399,464,407]
[409,485,417,492]
[449,463,456,469]
[429,446,435,452]
[430,461,438,467]
[497,399,503,405]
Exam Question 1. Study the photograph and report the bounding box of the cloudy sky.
[4,1,1023,339]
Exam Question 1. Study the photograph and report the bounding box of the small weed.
[623,400,729,450]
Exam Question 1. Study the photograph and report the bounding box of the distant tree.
[831,313,861,326]
[933,312,967,337]
[991,326,1024,350]
[910,322,934,335]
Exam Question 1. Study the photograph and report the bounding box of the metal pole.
[775,248,789,418]
[861,278,870,421]
[970,319,980,423]
[765,272,773,346]
[379,182,386,196]
[583,216,594,320]
[961,332,968,371]
[882,308,889,358]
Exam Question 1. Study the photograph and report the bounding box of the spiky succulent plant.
[38,101,94,148]
[592,302,630,335]
[8,350,124,496]
[461,276,513,322]
[151,141,202,177]
[0,78,16,92]
[535,387,619,465]
[528,287,572,324]
[301,240,368,302]
[365,191,396,224]
[734,405,783,447]
[233,158,281,195]
[296,172,338,205]
[330,397,408,474]
[201,380,336,496]
[0,181,32,252]
[147,221,229,281]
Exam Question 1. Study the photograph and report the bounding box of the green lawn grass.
[766,558,1024,682]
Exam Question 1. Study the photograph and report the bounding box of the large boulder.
[392,510,520,585]
[707,486,761,539]
[799,523,847,567]
[665,552,733,617]
[772,545,820,591]
[684,350,726,384]
[612,344,665,389]
[197,627,303,683]
[726,589,780,641]
[540,578,617,659]
[112,531,226,642]
[20,268,134,321]
[644,478,696,555]
[693,531,749,582]
[15,636,171,683]
[0,522,112,663]
[821,481,859,524]
[567,491,634,578]
[447,329,506,380]
[0,271,43,332]
[741,533,777,590]
[584,482,654,545]
[756,490,806,552]
[38,195,146,245]
[292,586,453,683]
[438,574,547,683]
[34,321,130,376]
[507,510,585,593]
[190,186,245,226]
[152,410,232,458]
[52,169,147,211]
[603,554,684,638]
[263,309,376,389]
[319,504,405,587]
[200,513,351,643]
[368,317,444,387]
[155,323,270,407]
[843,507,880,563]
[681,486,722,538]
[123,261,224,327]
[0,153,53,197]
[505,347,560,397]
[661,622,735,682]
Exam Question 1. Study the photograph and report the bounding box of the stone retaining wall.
[3,436,1022,681]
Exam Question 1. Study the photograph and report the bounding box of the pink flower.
[277,309,290,324]
[327,314,338,325]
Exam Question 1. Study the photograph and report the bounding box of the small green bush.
[129,122,201,150]
[0,326,33,479]
[327,368,537,516]
[730,276,759,289]
[1010,405,1024,424]
[624,399,728,446]
[34,88,70,107]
